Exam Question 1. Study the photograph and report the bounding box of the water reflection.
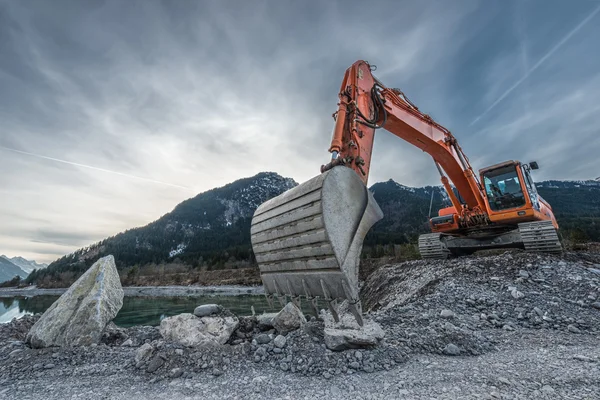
[0,295,321,327]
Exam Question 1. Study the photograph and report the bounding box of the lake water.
[0,294,295,327]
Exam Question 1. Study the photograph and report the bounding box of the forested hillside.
[26,173,600,287]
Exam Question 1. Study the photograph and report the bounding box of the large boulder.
[322,302,385,351]
[272,303,306,334]
[26,255,124,348]
[159,313,238,347]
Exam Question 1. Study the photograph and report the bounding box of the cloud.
[0,1,598,263]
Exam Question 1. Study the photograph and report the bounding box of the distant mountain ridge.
[27,173,600,286]
[1,255,47,274]
[0,257,28,283]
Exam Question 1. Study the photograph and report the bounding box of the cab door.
[521,165,540,211]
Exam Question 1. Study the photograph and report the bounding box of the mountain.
[27,172,297,285]
[27,173,600,286]
[0,255,47,274]
[0,257,28,283]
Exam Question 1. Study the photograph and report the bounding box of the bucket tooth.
[328,299,340,323]
[320,279,332,301]
[348,301,364,327]
[251,166,383,328]
[291,295,302,309]
[265,294,274,308]
[309,296,320,318]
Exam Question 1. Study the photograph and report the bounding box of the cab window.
[483,165,526,211]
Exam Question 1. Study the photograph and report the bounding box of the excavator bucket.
[250,166,383,326]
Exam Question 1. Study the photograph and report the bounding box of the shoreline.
[0,284,265,298]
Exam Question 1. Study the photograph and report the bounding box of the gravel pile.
[1,249,599,399]
[364,250,600,356]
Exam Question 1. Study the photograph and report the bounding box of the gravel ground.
[1,250,599,399]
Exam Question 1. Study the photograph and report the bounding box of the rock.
[257,313,278,331]
[321,302,385,351]
[567,324,581,334]
[273,303,306,334]
[510,289,524,299]
[44,363,55,369]
[254,347,267,358]
[324,319,385,351]
[518,270,530,278]
[26,255,124,348]
[591,302,600,310]
[135,343,154,363]
[573,355,593,362]
[147,355,164,373]
[443,343,461,356]
[193,304,222,317]
[440,309,455,319]
[255,333,271,344]
[121,339,133,347]
[541,385,555,395]
[159,313,238,347]
[349,361,360,369]
[211,368,223,376]
[169,368,184,378]
[273,335,287,348]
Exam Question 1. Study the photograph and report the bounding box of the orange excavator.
[250,60,561,325]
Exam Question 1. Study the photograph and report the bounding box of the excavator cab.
[482,164,527,212]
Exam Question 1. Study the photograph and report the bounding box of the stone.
[273,335,287,348]
[255,333,271,344]
[573,355,593,362]
[511,289,524,299]
[193,304,222,318]
[591,302,600,310]
[349,361,360,369]
[518,270,530,278]
[169,368,184,378]
[440,309,455,319]
[541,385,555,394]
[147,355,164,373]
[44,363,55,369]
[443,343,461,356]
[159,313,238,347]
[121,339,133,347]
[256,313,278,331]
[321,302,385,351]
[26,255,123,348]
[135,343,154,363]
[324,319,385,351]
[272,303,306,334]
[567,324,581,334]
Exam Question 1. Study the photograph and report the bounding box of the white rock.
[273,335,287,348]
[193,304,222,317]
[257,313,278,330]
[135,343,154,363]
[272,303,306,334]
[321,302,385,351]
[440,309,455,318]
[159,313,238,347]
[26,255,124,348]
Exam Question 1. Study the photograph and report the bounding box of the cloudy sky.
[1,0,599,263]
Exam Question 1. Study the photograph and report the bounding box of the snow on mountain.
[0,257,28,283]
[0,255,47,274]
